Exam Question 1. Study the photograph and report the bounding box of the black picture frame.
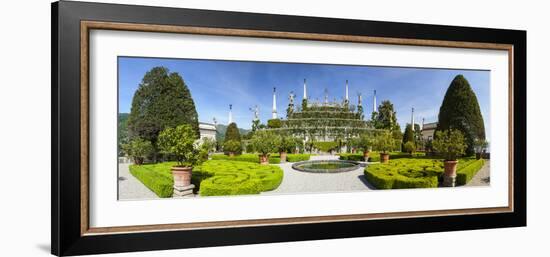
[51,1,526,256]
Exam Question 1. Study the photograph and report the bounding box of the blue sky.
[119,57,490,138]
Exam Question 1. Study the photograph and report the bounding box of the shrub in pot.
[250,130,277,165]
[355,132,375,161]
[275,134,296,163]
[403,141,416,156]
[374,131,395,163]
[223,140,242,157]
[432,129,467,187]
[158,124,208,196]
[122,137,153,165]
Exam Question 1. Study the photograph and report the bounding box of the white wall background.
[0,0,546,256]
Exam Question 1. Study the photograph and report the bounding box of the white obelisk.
[345,80,349,102]
[373,90,377,113]
[272,87,278,119]
[411,107,415,132]
[303,79,307,100]
[228,104,233,124]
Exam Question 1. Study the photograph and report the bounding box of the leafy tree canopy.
[127,67,199,153]
[372,100,400,132]
[436,75,485,156]
[224,122,242,143]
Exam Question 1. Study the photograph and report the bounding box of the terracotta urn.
[171,166,193,187]
[443,160,459,187]
[380,153,390,164]
[259,154,269,165]
[363,150,370,162]
[280,152,287,163]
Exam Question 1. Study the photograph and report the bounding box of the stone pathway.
[118,163,158,200]
[262,155,374,195]
[465,160,491,187]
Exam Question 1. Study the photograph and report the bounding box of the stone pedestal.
[173,184,195,197]
[443,175,456,187]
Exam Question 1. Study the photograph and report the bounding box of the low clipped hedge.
[129,160,283,197]
[211,154,280,164]
[457,159,486,185]
[194,160,283,196]
[364,157,485,189]
[129,162,175,198]
[211,153,310,163]
[339,152,423,162]
[274,153,311,162]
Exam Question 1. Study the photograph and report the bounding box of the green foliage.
[224,122,242,142]
[129,162,175,197]
[432,129,467,161]
[313,141,339,152]
[127,67,199,156]
[118,113,130,156]
[275,134,297,153]
[267,119,282,128]
[250,130,278,155]
[157,124,207,167]
[402,123,415,147]
[122,137,154,164]
[194,160,283,196]
[373,100,400,131]
[223,140,242,155]
[437,75,486,156]
[211,153,280,164]
[353,132,375,152]
[340,151,421,162]
[200,137,216,154]
[364,157,484,189]
[403,141,416,154]
[301,99,308,111]
[282,153,311,162]
[374,131,396,153]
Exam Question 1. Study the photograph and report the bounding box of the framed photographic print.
[51,1,526,256]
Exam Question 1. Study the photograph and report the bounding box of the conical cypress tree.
[127,66,199,157]
[402,124,415,152]
[223,122,242,154]
[436,75,485,156]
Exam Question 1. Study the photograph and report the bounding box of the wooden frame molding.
[79,20,515,236]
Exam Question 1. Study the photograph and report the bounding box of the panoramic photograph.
[117,57,491,200]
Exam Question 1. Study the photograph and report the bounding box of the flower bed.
[364,157,485,189]
[129,160,284,197]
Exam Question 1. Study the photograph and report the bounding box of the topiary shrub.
[456,159,486,185]
[224,122,242,154]
[432,129,467,161]
[267,119,282,128]
[129,162,175,197]
[436,75,486,156]
[223,140,242,156]
[403,141,416,155]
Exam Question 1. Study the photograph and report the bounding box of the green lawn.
[129,160,284,197]
[364,157,486,189]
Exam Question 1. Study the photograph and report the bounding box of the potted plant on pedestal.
[122,137,154,165]
[375,131,395,164]
[403,141,416,157]
[250,130,277,165]
[223,140,241,157]
[432,129,467,187]
[474,138,489,160]
[275,134,295,163]
[355,132,374,162]
[158,124,208,197]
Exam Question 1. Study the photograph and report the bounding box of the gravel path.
[465,160,491,187]
[262,155,374,195]
[118,163,158,200]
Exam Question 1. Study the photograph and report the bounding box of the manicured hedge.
[339,152,423,162]
[211,154,280,164]
[364,157,485,189]
[339,153,364,161]
[273,153,311,162]
[129,160,284,197]
[211,153,310,163]
[129,162,175,197]
[194,160,283,196]
[456,159,486,185]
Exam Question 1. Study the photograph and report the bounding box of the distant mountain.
[215,124,251,142]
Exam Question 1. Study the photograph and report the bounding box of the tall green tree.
[436,75,485,156]
[372,100,400,132]
[402,124,415,145]
[127,66,199,160]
